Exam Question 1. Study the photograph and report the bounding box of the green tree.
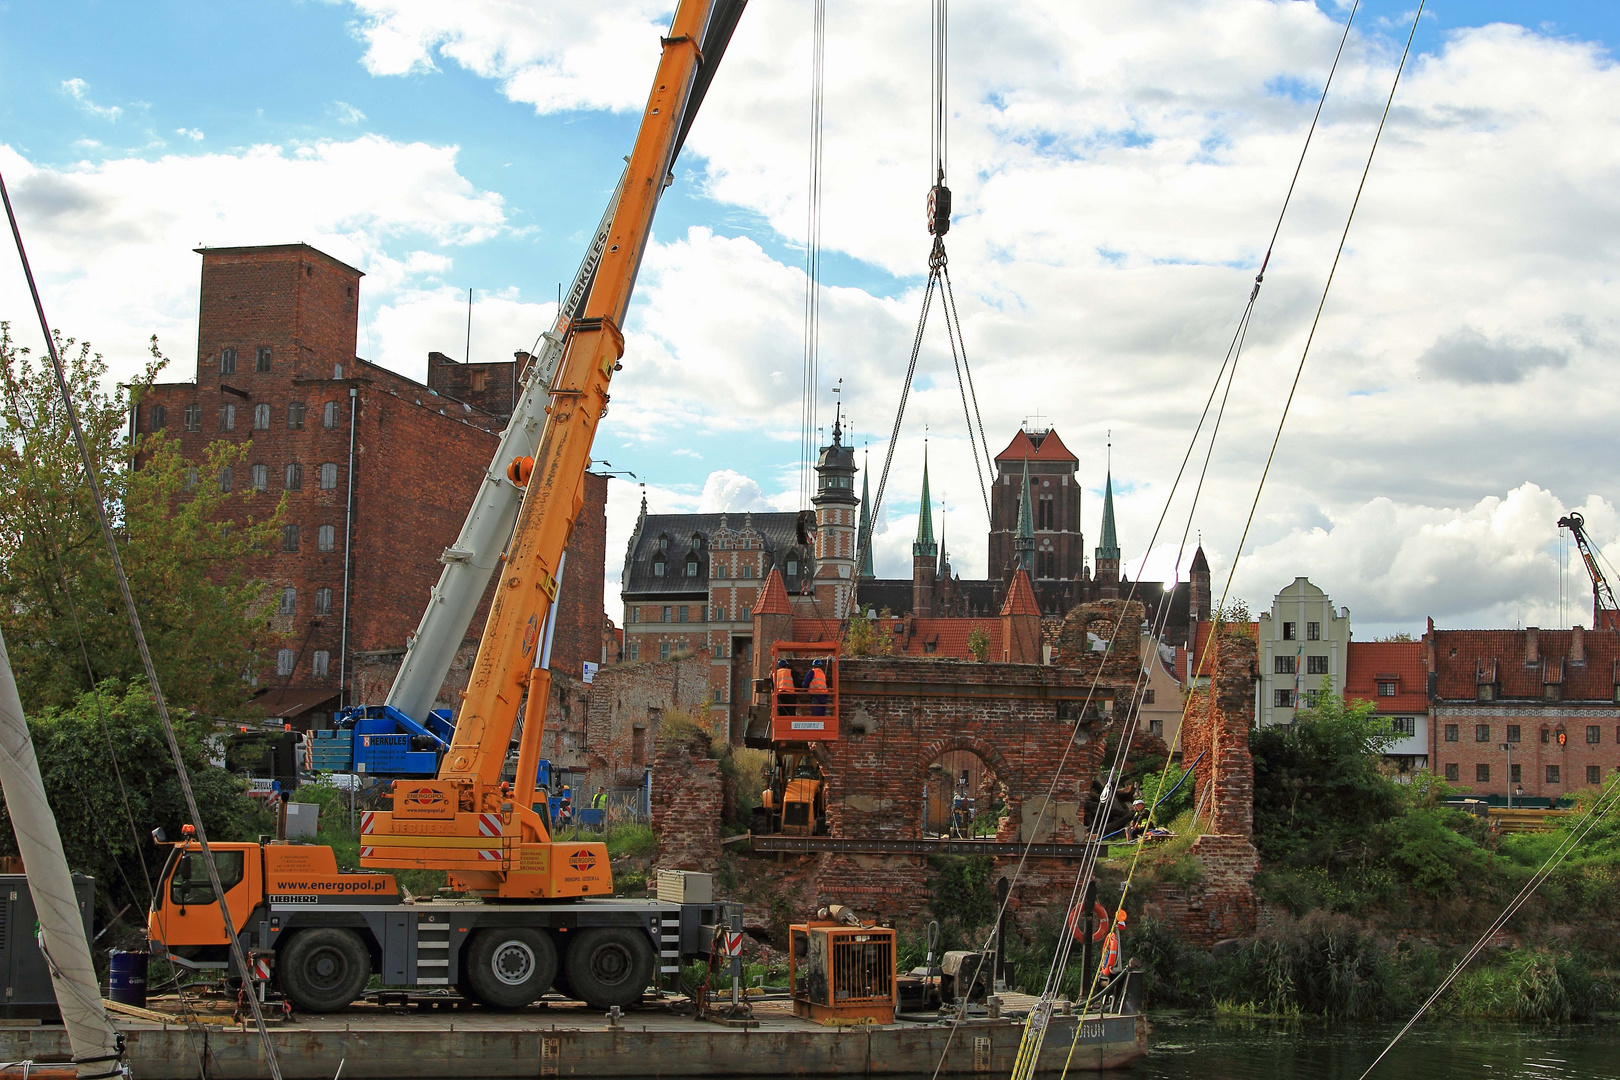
[967,624,991,662]
[0,325,282,717]
[1250,689,1402,869]
[0,680,265,919]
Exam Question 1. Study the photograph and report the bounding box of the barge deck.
[0,996,1147,1078]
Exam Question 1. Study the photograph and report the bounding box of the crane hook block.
[928,184,952,236]
[506,456,535,487]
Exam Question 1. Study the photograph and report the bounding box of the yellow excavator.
[149,0,747,1014]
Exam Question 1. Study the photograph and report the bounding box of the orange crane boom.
[362,0,747,898]
[1559,512,1619,631]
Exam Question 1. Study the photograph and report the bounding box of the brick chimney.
[1572,623,1586,662]
[1526,626,1539,663]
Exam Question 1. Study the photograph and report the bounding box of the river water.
[1138,1012,1620,1079]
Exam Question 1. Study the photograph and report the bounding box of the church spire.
[1014,456,1035,573]
[913,443,937,558]
[1096,469,1120,561]
[857,447,874,579]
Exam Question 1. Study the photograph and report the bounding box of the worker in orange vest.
[1099,909,1126,980]
[807,658,829,716]
[773,658,799,715]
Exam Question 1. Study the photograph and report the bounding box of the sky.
[2,1,1619,638]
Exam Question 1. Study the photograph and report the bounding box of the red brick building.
[1428,624,1620,799]
[1344,640,1429,773]
[137,242,606,729]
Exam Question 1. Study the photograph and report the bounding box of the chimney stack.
[1526,626,1539,663]
[1572,623,1586,663]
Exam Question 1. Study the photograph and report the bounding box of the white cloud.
[348,1,670,113]
[175,127,204,141]
[332,101,367,125]
[0,137,507,385]
[369,286,556,381]
[61,78,122,121]
[696,470,772,514]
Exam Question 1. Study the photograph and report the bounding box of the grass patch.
[606,823,657,859]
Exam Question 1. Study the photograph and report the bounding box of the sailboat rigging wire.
[0,170,287,1080]
[1358,769,1620,1079]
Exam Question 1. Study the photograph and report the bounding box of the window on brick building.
[150,404,166,429]
[1589,766,1602,786]
[183,467,198,492]
[183,403,201,431]
[312,650,330,678]
[1038,498,1053,530]
[630,607,640,623]
[1475,724,1490,742]
[626,641,639,661]
[315,587,332,615]
[320,463,338,489]
[219,466,233,493]
[1307,621,1321,641]
[632,724,645,765]
[1445,724,1458,742]
[1547,765,1561,785]
[1390,717,1415,736]
[470,369,488,393]
[284,463,302,490]
[323,401,340,428]
[1274,656,1296,675]
[1476,764,1490,783]
[220,347,237,375]
[287,402,306,430]
[276,649,295,676]
[712,605,724,622]
[254,404,270,430]
[219,403,236,431]
[279,588,296,616]
[1511,764,1521,783]
[1274,688,1295,708]
[677,606,688,623]
[1507,724,1521,743]
[1309,656,1330,676]
[660,642,670,661]
[1542,727,1551,744]
[256,347,272,373]
[1445,763,1459,781]
[251,464,268,492]
[712,688,723,705]
[282,525,299,552]
[318,524,335,552]
[1589,725,1602,744]
[1282,622,1296,641]
[661,606,672,623]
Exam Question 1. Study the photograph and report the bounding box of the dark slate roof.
[621,511,813,598]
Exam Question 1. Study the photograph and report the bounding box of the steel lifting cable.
[0,172,287,1080]
[799,0,828,511]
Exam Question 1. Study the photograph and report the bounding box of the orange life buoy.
[1066,901,1112,944]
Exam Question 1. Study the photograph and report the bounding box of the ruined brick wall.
[583,654,713,789]
[648,731,721,872]
[1147,626,1259,947]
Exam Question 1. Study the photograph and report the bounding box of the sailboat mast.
[0,628,121,1076]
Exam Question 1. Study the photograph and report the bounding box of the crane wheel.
[564,927,654,1010]
[506,456,534,486]
[464,928,557,1010]
[278,928,370,1013]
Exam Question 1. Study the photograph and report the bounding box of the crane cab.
[768,641,840,743]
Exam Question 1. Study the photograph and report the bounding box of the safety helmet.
[777,657,790,667]
[812,658,825,667]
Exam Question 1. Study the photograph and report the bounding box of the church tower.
[1095,468,1121,599]
[812,411,859,616]
[912,446,938,617]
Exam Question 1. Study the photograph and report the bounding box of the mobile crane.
[1559,512,1619,631]
[149,0,748,1014]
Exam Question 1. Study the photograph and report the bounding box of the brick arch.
[913,736,1015,792]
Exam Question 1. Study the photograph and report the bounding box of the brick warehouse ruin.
[1145,624,1260,946]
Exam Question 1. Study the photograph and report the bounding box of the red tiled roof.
[1432,627,1618,701]
[994,428,1078,464]
[1000,569,1040,616]
[1345,641,1427,712]
[753,569,792,616]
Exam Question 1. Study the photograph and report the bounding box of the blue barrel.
[108,950,148,1007]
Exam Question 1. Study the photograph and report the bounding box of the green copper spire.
[857,452,874,579]
[913,444,937,559]
[1014,456,1035,572]
[1096,469,1120,561]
